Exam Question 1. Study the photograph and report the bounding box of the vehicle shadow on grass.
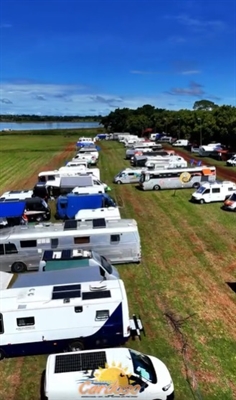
[226,282,236,294]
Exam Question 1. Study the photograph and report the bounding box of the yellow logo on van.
[179,172,191,183]
[78,361,141,397]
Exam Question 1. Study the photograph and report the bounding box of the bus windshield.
[129,349,157,384]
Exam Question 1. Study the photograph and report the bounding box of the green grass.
[0,138,236,400]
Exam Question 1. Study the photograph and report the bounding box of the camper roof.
[0,279,125,312]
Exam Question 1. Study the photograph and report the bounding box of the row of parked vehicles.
[113,136,236,210]
[0,137,175,400]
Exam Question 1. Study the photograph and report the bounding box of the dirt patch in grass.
[173,148,236,182]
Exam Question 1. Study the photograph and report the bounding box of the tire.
[153,185,160,191]
[68,340,84,352]
[117,180,122,184]
[0,349,5,361]
[40,370,48,400]
[199,199,205,204]
[11,262,27,273]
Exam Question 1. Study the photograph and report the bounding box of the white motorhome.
[0,190,33,201]
[0,279,143,360]
[77,147,99,160]
[191,181,236,204]
[172,139,189,147]
[59,167,100,180]
[38,169,86,183]
[71,185,105,194]
[145,156,187,169]
[198,143,222,157]
[75,207,121,221]
[66,159,89,168]
[42,347,174,400]
[71,153,97,165]
[0,218,141,272]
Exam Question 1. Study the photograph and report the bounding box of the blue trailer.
[55,193,116,220]
[0,201,26,228]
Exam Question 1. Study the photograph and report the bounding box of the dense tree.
[193,100,219,111]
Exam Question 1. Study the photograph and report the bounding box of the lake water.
[0,121,101,131]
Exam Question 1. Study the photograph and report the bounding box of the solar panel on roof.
[52,290,81,300]
[53,284,81,292]
[61,249,72,259]
[43,250,54,261]
[82,290,111,300]
[92,218,106,228]
[54,351,107,373]
[64,220,78,230]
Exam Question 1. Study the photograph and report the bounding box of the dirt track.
[173,148,236,183]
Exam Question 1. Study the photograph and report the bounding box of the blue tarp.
[0,201,26,218]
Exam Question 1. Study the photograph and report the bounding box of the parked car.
[222,192,236,211]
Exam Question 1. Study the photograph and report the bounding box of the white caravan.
[0,218,141,272]
[59,166,100,180]
[172,139,189,147]
[65,159,89,168]
[42,347,174,400]
[198,143,222,157]
[0,279,143,360]
[191,181,236,204]
[71,186,105,194]
[145,156,187,169]
[71,153,97,165]
[75,207,121,221]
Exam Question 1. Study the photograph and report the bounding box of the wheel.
[0,349,5,361]
[117,180,122,184]
[68,340,84,352]
[199,199,205,204]
[153,185,160,191]
[11,262,27,273]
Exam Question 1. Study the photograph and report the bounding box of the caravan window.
[0,314,4,334]
[16,317,35,327]
[212,188,220,193]
[20,240,37,248]
[51,238,59,248]
[74,236,90,244]
[5,243,18,254]
[0,245,4,255]
[110,234,120,243]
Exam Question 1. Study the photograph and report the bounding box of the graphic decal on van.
[77,361,141,397]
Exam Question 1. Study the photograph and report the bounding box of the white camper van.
[0,279,143,359]
[42,348,175,400]
[191,181,236,204]
[172,139,189,147]
[75,207,121,221]
[226,154,236,166]
[0,190,33,201]
[113,168,144,184]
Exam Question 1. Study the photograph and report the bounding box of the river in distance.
[0,121,101,131]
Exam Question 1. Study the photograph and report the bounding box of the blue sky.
[0,0,235,115]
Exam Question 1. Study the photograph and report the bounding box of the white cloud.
[165,14,226,31]
[181,70,201,75]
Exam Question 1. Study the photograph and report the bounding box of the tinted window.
[110,234,120,243]
[16,317,35,327]
[204,189,210,194]
[51,238,58,248]
[5,243,18,254]
[20,240,37,248]
[212,188,220,193]
[0,314,4,334]
[74,237,90,244]
[0,244,4,255]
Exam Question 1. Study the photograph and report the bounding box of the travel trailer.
[0,218,141,272]
[0,279,143,359]
[59,166,100,180]
[139,166,216,191]
[191,181,236,204]
[42,347,174,400]
[172,139,189,147]
[75,207,121,221]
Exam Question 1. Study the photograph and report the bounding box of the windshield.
[196,186,206,194]
[129,349,157,384]
[93,252,112,274]
[229,193,236,201]
[140,173,146,183]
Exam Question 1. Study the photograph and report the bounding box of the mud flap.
[129,314,146,340]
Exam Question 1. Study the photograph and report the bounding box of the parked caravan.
[75,207,121,221]
[71,153,97,165]
[77,146,99,159]
[42,347,174,400]
[222,192,236,211]
[145,156,187,170]
[226,154,236,166]
[59,167,100,180]
[71,185,105,195]
[66,160,89,168]
[46,175,103,198]
[172,139,189,147]
[139,166,216,191]
[191,181,236,204]
[0,190,33,201]
[0,218,141,272]
[56,193,116,219]
[0,279,143,359]
[38,249,119,278]
[131,154,174,167]
[198,143,222,157]
[113,168,144,184]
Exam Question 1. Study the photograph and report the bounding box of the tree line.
[0,114,102,123]
[100,101,236,147]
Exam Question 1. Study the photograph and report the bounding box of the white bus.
[139,166,216,191]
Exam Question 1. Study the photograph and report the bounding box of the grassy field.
[0,137,236,400]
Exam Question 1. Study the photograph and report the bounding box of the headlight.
[162,381,172,391]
